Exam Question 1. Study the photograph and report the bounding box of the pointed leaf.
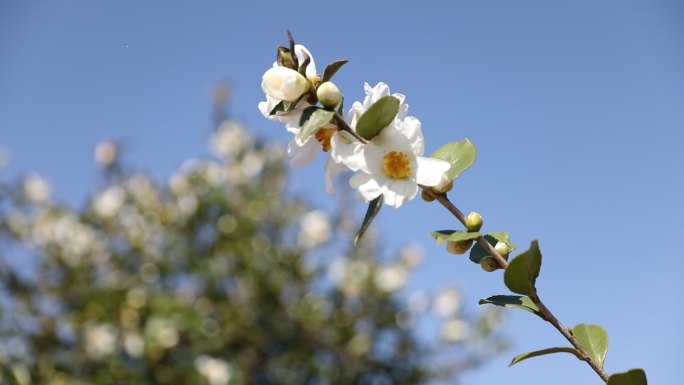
[469,234,496,263]
[607,369,647,385]
[298,107,335,142]
[430,139,477,180]
[504,240,542,295]
[479,295,541,318]
[356,96,400,140]
[354,195,383,245]
[572,324,608,368]
[509,347,582,367]
[322,60,349,83]
[430,230,481,245]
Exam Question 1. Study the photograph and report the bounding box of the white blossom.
[23,173,51,204]
[92,186,126,218]
[298,210,331,248]
[195,355,231,385]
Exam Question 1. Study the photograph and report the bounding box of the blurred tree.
[0,98,505,384]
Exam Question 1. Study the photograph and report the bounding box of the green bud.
[316,82,342,108]
[480,256,500,272]
[446,240,473,255]
[420,189,435,202]
[494,241,510,260]
[465,211,483,232]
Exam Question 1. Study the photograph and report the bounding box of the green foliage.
[430,230,481,245]
[509,347,582,366]
[504,240,542,296]
[297,106,335,142]
[355,95,400,140]
[0,118,505,385]
[479,295,541,318]
[354,195,383,245]
[572,324,609,368]
[607,369,648,385]
[429,139,477,180]
[321,60,348,83]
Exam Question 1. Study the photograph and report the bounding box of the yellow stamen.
[314,127,336,152]
[382,151,411,179]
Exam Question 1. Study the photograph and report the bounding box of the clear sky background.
[1,1,682,384]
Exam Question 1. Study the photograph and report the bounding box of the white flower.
[348,121,450,208]
[23,173,51,204]
[374,264,408,292]
[92,186,126,219]
[84,323,117,358]
[94,140,118,167]
[258,45,317,132]
[298,210,331,248]
[441,318,469,343]
[195,355,231,385]
[262,66,310,102]
[210,121,249,158]
[433,286,461,317]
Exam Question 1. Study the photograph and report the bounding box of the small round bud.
[446,240,473,255]
[431,173,453,194]
[465,211,483,232]
[494,241,510,260]
[316,81,342,108]
[421,189,435,202]
[480,256,500,272]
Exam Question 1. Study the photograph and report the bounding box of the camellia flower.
[348,122,450,208]
[257,45,317,133]
[338,82,450,208]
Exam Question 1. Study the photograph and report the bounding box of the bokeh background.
[1,1,682,384]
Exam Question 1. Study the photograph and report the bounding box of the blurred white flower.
[23,173,51,204]
[329,258,370,298]
[298,210,331,249]
[432,286,461,318]
[374,264,408,292]
[441,318,469,343]
[84,324,117,358]
[92,186,126,219]
[94,140,118,167]
[195,355,231,385]
[210,121,249,158]
[123,332,144,357]
[399,244,424,269]
[241,151,264,178]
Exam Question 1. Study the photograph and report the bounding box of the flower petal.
[295,45,317,77]
[382,179,418,208]
[415,157,451,186]
[325,158,349,194]
[349,173,382,202]
[287,137,320,168]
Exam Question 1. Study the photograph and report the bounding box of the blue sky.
[1,1,682,384]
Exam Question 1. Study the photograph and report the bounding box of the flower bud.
[480,256,500,272]
[431,173,453,194]
[465,211,483,232]
[494,241,510,260]
[420,189,435,202]
[262,66,310,102]
[446,240,473,255]
[316,81,342,108]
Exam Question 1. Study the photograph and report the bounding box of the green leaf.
[356,96,400,140]
[269,93,308,115]
[469,234,496,263]
[297,107,335,142]
[503,240,542,295]
[479,295,541,317]
[429,230,481,245]
[354,195,383,245]
[321,60,349,83]
[488,231,517,251]
[430,139,477,180]
[607,369,647,385]
[509,347,582,367]
[572,323,608,368]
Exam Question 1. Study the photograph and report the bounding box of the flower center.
[382,151,411,179]
[314,127,336,152]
